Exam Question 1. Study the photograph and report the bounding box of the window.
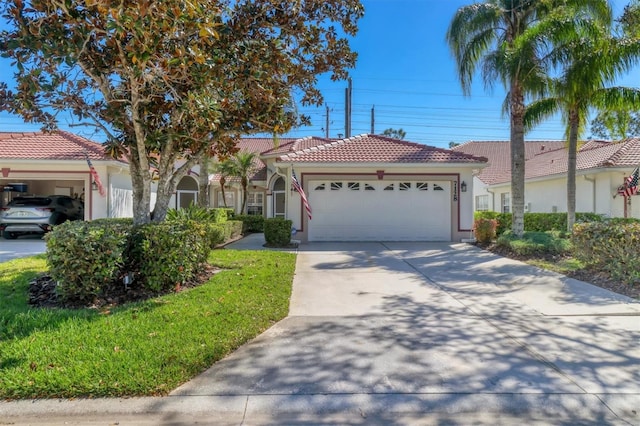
[247,192,264,216]
[433,184,444,191]
[501,193,510,213]
[217,191,235,208]
[331,182,343,190]
[399,182,411,191]
[315,183,326,191]
[417,182,428,191]
[384,184,394,191]
[475,195,489,211]
[348,182,360,190]
[364,183,375,191]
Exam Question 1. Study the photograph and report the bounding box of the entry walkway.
[2,238,639,425]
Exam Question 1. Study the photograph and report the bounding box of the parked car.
[0,195,84,239]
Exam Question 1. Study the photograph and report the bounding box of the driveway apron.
[171,242,640,423]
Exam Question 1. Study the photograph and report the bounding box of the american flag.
[84,151,106,197]
[291,170,312,220]
[619,167,639,198]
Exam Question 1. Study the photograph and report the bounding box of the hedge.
[474,211,604,235]
[233,214,265,233]
[572,221,640,284]
[264,218,292,247]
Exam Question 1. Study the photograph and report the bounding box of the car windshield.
[9,197,52,207]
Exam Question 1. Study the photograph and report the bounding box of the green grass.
[496,231,572,256]
[0,250,296,399]
[525,257,586,275]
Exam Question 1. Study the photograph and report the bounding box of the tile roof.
[452,140,567,184]
[0,130,114,161]
[457,138,640,185]
[277,134,487,164]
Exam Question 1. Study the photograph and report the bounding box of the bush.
[226,220,243,240]
[572,221,640,284]
[128,221,209,292]
[496,231,572,257]
[474,211,604,235]
[233,214,265,233]
[45,221,129,303]
[474,218,497,243]
[475,211,510,235]
[203,223,226,249]
[209,208,231,224]
[264,218,292,247]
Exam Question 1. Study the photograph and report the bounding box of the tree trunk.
[510,83,526,238]
[198,157,210,208]
[567,110,579,233]
[129,149,152,226]
[219,177,227,208]
[240,177,248,214]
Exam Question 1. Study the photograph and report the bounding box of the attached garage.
[308,179,451,241]
[272,134,487,243]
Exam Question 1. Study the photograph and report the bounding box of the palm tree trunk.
[567,110,579,233]
[219,177,227,208]
[240,177,248,214]
[510,83,526,238]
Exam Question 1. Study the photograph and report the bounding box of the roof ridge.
[599,138,637,167]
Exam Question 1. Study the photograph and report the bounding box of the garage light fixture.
[460,181,467,192]
[91,180,99,191]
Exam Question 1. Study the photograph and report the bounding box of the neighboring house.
[205,134,488,242]
[0,131,133,219]
[452,139,640,219]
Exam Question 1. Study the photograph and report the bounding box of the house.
[452,138,640,219]
[2,131,488,242]
[0,131,133,219]
[204,134,488,242]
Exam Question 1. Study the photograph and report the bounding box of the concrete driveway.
[0,235,46,262]
[3,240,639,424]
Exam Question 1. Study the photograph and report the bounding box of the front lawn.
[0,250,296,399]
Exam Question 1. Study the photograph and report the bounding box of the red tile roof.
[0,130,114,161]
[277,134,487,164]
[455,139,640,185]
[452,140,567,184]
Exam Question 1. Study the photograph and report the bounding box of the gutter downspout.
[486,187,496,212]
[583,175,596,213]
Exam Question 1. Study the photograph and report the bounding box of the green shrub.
[474,218,497,244]
[233,214,265,233]
[128,221,209,292]
[204,223,226,249]
[475,211,510,236]
[264,218,292,247]
[90,217,134,226]
[572,221,640,284]
[209,208,231,224]
[496,231,572,257]
[474,211,603,235]
[45,221,129,303]
[226,220,243,240]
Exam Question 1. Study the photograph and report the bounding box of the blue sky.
[0,0,637,148]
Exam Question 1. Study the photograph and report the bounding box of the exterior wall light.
[461,181,467,192]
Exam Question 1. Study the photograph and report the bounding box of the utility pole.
[325,104,330,139]
[344,78,352,138]
[370,105,375,134]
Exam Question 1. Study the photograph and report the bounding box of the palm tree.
[525,16,640,231]
[231,151,257,214]
[213,159,235,208]
[446,0,611,237]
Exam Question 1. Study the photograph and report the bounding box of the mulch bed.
[482,243,640,300]
[29,264,221,310]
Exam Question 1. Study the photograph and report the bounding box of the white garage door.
[307,180,451,241]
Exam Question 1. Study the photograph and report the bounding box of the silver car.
[0,195,84,239]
